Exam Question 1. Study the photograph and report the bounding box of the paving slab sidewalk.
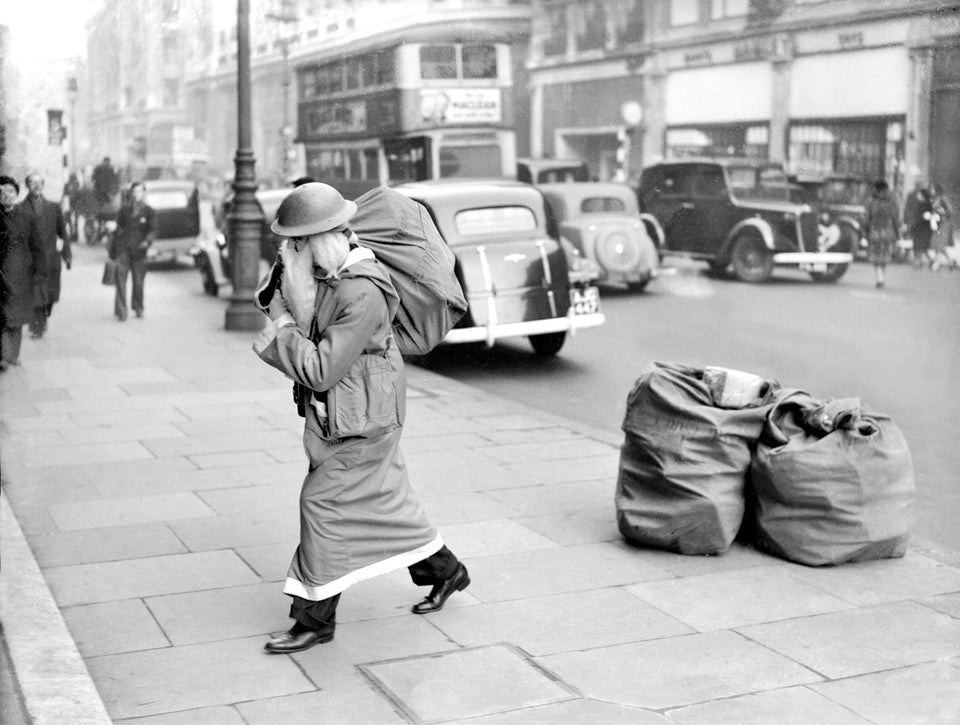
[1,244,960,724]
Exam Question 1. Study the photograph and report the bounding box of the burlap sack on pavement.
[748,391,915,566]
[616,362,778,555]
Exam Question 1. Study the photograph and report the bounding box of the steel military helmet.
[270,182,357,237]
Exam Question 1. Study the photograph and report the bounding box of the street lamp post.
[226,0,266,331]
[66,77,78,171]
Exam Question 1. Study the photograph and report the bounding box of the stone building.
[527,0,960,201]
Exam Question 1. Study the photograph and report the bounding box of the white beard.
[278,231,351,334]
[279,239,319,334]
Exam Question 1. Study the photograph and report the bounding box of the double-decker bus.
[296,32,525,199]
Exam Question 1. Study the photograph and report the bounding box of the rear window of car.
[581,197,626,213]
[146,190,190,209]
[455,206,537,236]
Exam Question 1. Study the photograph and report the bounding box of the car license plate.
[571,286,600,315]
[800,262,828,273]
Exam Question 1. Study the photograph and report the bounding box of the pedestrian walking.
[929,183,955,271]
[109,181,157,321]
[253,182,469,654]
[63,171,82,243]
[865,179,900,289]
[23,173,71,339]
[0,175,47,370]
[903,179,934,268]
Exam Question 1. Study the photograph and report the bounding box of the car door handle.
[680,202,695,210]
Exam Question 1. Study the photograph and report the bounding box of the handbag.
[102,258,118,285]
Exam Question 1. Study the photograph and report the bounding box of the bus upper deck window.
[420,45,457,79]
[462,45,497,79]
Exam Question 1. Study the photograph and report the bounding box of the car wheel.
[732,235,773,283]
[627,276,650,292]
[528,332,566,356]
[809,264,849,283]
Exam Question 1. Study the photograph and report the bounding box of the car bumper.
[772,252,853,265]
[444,311,606,347]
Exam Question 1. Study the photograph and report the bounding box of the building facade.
[528,0,960,203]
[86,0,208,180]
[182,0,532,191]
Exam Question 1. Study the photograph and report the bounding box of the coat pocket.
[327,352,403,438]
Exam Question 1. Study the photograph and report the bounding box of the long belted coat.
[254,246,442,601]
[1,203,47,327]
[23,194,70,303]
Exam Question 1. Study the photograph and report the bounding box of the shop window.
[346,150,363,179]
[670,0,700,26]
[363,148,379,180]
[462,45,497,79]
[440,145,501,178]
[420,45,457,80]
[711,0,749,19]
[789,122,888,182]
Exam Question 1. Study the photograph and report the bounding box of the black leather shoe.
[263,627,334,654]
[412,563,470,614]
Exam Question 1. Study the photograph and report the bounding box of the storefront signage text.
[838,31,864,49]
[683,49,712,66]
[734,39,771,62]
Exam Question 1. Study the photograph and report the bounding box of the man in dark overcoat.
[24,173,70,338]
[0,175,47,370]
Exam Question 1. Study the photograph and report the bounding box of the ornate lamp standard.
[225,0,266,331]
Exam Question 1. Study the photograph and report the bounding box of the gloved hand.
[267,291,292,322]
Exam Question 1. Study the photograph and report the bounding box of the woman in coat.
[110,181,157,321]
[1,175,47,370]
[253,182,469,654]
[865,180,900,289]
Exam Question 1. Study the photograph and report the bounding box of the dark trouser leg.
[114,256,130,319]
[288,593,340,632]
[408,545,460,586]
[2,325,24,365]
[130,257,147,314]
[30,306,46,336]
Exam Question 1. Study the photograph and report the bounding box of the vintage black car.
[639,159,854,283]
[142,180,202,263]
[794,174,871,260]
[538,182,659,290]
[395,179,605,356]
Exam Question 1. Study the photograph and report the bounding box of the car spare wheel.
[595,228,641,274]
[731,235,774,283]
[529,331,566,356]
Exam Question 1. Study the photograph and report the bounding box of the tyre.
[809,262,849,283]
[731,235,773,283]
[627,276,650,292]
[528,331,566,356]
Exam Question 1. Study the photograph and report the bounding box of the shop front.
[664,61,773,160]
[787,46,909,189]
